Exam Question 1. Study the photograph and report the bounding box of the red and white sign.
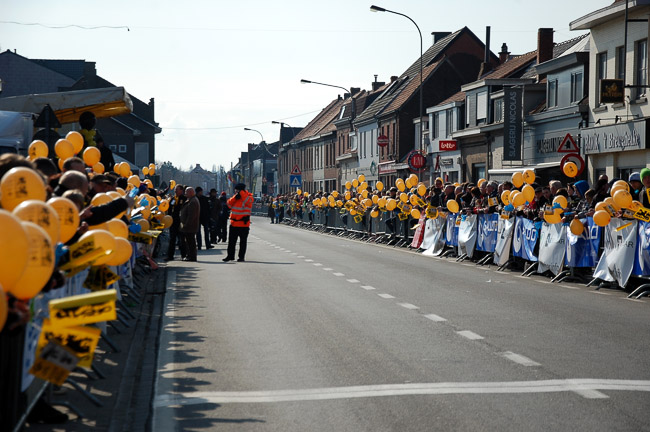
[377,135,389,147]
[560,153,585,176]
[407,151,426,171]
[290,165,301,175]
[439,140,457,151]
[557,133,579,153]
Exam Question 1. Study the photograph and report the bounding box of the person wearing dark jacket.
[95,136,115,172]
[195,187,213,250]
[165,184,187,261]
[218,192,229,243]
[208,189,222,244]
[180,187,200,261]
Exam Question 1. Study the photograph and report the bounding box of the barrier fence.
[255,204,650,298]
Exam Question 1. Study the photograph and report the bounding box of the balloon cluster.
[592,180,638,228]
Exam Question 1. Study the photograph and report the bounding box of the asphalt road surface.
[152,216,650,432]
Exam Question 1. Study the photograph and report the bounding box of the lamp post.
[244,127,266,195]
[370,5,423,154]
[273,121,297,195]
[300,79,355,121]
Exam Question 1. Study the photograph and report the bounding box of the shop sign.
[440,158,454,167]
[378,162,396,174]
[439,140,457,151]
[583,120,648,155]
[600,79,624,104]
[504,87,522,161]
[377,135,389,147]
[407,151,426,171]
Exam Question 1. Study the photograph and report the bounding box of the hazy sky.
[3,0,610,170]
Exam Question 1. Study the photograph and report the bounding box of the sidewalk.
[24,261,168,432]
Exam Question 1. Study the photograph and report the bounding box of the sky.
[3,0,611,171]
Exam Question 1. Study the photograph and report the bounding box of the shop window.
[571,71,583,103]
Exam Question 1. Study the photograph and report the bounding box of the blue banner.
[634,221,650,276]
[565,217,601,268]
[512,217,538,262]
[446,213,458,247]
[477,213,499,252]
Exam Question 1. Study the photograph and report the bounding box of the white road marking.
[322,268,333,271]
[589,291,612,296]
[291,253,297,255]
[333,273,345,277]
[305,259,314,262]
[625,298,646,303]
[313,263,323,267]
[361,285,376,290]
[297,255,305,258]
[152,379,650,406]
[285,250,291,253]
[457,330,484,340]
[346,279,360,283]
[378,293,395,299]
[501,351,541,367]
[561,285,580,290]
[424,314,447,322]
[398,303,419,310]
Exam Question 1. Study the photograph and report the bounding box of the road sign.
[377,135,389,147]
[560,153,585,177]
[558,133,579,153]
[291,165,301,175]
[290,175,302,188]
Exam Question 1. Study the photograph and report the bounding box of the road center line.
[313,263,323,266]
[346,279,360,283]
[457,330,484,340]
[398,303,419,310]
[424,314,447,322]
[378,293,395,299]
[501,351,541,367]
[305,259,314,262]
[152,379,650,406]
[333,272,345,277]
[322,268,333,271]
[361,285,376,290]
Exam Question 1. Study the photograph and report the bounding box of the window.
[597,52,607,105]
[465,95,472,126]
[446,108,455,135]
[616,46,625,81]
[476,91,488,122]
[635,39,647,98]
[472,163,486,182]
[548,79,558,108]
[571,71,584,103]
[432,113,439,139]
[109,145,117,152]
[118,144,127,153]
[493,98,503,122]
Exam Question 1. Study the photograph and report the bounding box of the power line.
[162,110,317,131]
[0,21,129,31]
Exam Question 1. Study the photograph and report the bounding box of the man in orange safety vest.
[223,183,254,262]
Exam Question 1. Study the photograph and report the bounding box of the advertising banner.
[477,213,499,252]
[504,87,522,160]
[458,214,478,258]
[494,216,515,266]
[410,214,427,248]
[537,222,566,276]
[593,219,637,287]
[422,217,447,257]
[565,217,601,268]
[512,217,538,262]
[446,213,459,247]
[634,221,650,276]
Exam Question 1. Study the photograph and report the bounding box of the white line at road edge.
[152,379,650,406]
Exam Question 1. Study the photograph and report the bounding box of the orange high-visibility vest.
[228,190,253,227]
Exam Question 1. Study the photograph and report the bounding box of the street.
[153,216,650,432]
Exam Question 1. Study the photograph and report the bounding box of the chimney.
[350,87,361,96]
[478,26,492,77]
[431,31,451,45]
[390,75,398,83]
[499,43,510,64]
[372,75,385,91]
[537,28,554,65]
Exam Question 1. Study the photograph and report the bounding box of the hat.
[234,183,246,191]
[629,172,641,182]
[574,180,589,197]
[221,191,227,196]
[641,168,650,182]
[90,174,113,185]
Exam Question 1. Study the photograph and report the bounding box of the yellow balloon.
[563,162,578,178]
[141,207,151,220]
[396,181,405,192]
[593,210,611,227]
[9,222,55,300]
[427,207,439,219]
[376,181,384,191]
[12,200,60,244]
[296,188,302,195]
[360,181,368,190]
[92,192,112,206]
[105,219,129,239]
[386,199,397,211]
[115,187,127,197]
[361,190,369,199]
[477,178,487,188]
[358,174,366,183]
[170,180,176,190]
[142,166,150,176]
[417,184,427,196]
[411,208,421,219]
[544,212,562,224]
[362,198,372,208]
[0,287,7,332]
[594,202,609,213]
[344,192,351,200]
[405,177,413,189]
[352,179,359,188]
[0,210,29,291]
[119,162,131,177]
[0,167,47,210]
[343,181,350,190]
[447,199,459,213]
[58,158,65,171]
[159,200,170,212]
[501,190,511,205]
[28,140,49,159]
[144,179,153,188]
[82,229,116,266]
[66,131,84,154]
[523,169,535,185]
[553,195,568,209]
[105,237,133,266]
[570,219,584,236]
[372,195,379,204]
[55,139,74,160]
[512,172,524,188]
[613,189,633,209]
[522,184,535,203]
[83,146,101,166]
[47,197,80,243]
[349,209,357,216]
[93,162,105,173]
[399,192,408,203]
[113,164,121,174]
[128,175,141,188]
[512,191,525,207]
[604,196,620,211]
[378,197,387,207]
[331,191,338,198]
[162,214,173,229]
[629,200,642,212]
[409,194,419,206]
[409,174,419,184]
[370,209,379,218]
[611,180,629,193]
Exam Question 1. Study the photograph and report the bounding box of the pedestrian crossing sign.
[291,165,302,175]
[290,175,302,187]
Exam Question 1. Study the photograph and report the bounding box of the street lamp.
[244,127,267,195]
[370,5,423,153]
[300,79,356,121]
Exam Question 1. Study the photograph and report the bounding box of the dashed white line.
[378,294,395,299]
[398,303,419,310]
[361,285,376,290]
[457,330,484,340]
[424,314,447,322]
[589,291,612,296]
[313,263,323,267]
[346,279,360,284]
[305,259,314,262]
[333,273,345,277]
[560,285,580,290]
[322,268,333,271]
[501,351,541,367]
[297,255,305,258]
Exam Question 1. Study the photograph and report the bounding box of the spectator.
[95,136,115,172]
[180,187,200,262]
[195,187,213,250]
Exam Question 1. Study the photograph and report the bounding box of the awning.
[488,161,561,176]
[0,87,133,125]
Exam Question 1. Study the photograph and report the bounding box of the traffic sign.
[377,135,389,147]
[290,175,302,188]
[291,165,301,175]
[557,133,579,153]
[560,153,585,177]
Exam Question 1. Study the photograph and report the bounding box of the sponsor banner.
[446,213,459,247]
[494,216,515,266]
[537,222,566,276]
[422,217,447,257]
[458,214,478,258]
[504,87,522,160]
[565,217,601,268]
[593,218,637,287]
[634,221,650,276]
[512,217,538,262]
[477,213,499,252]
[410,214,427,248]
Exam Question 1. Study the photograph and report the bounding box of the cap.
[234,183,246,191]
[641,168,650,182]
[629,172,641,182]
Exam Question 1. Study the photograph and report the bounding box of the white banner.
[593,218,637,287]
[458,214,478,258]
[537,222,566,276]
[494,217,515,266]
[420,219,435,250]
[422,217,447,257]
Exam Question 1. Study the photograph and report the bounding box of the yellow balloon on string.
[0,210,29,292]
[9,222,55,300]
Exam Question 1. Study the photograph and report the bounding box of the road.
[152,216,650,432]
